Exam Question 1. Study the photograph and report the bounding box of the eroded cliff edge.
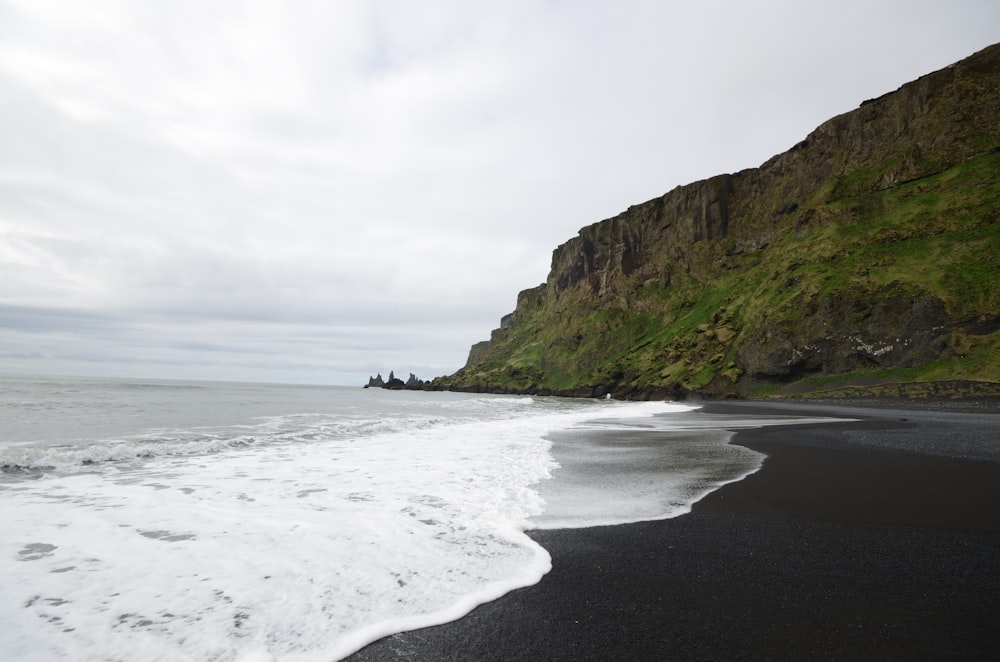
[434,43,1000,399]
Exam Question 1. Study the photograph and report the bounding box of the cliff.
[434,43,1000,399]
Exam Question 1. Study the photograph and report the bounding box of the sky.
[1,1,997,386]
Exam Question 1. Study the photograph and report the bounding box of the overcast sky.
[1,1,997,386]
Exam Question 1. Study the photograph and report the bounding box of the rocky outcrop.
[436,43,1000,398]
[461,311,517,368]
[465,341,492,369]
[547,43,1000,301]
[549,173,737,297]
[364,370,427,391]
[740,287,953,381]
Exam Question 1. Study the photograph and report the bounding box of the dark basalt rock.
[364,370,427,391]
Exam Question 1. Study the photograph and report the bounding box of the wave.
[1,434,254,473]
[0,416,438,472]
[1,393,703,661]
[0,394,690,474]
[1,402,555,472]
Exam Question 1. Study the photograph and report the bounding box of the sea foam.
[0,392,665,661]
[2,380,844,661]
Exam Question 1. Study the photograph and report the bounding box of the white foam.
[6,390,834,661]
[0,395,654,661]
[0,410,481,471]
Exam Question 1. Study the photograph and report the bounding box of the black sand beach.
[350,400,1000,661]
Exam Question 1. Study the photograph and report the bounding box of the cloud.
[1,0,998,384]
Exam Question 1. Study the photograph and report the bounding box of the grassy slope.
[438,47,1000,398]
[445,150,999,397]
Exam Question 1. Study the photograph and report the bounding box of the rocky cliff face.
[549,44,997,298]
[436,44,1000,399]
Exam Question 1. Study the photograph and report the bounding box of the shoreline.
[349,400,1000,661]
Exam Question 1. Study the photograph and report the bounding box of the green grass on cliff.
[444,148,999,397]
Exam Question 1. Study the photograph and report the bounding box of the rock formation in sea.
[433,43,1000,400]
[364,371,427,391]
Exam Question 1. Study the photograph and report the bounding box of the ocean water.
[1,375,839,661]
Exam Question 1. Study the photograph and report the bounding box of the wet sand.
[349,400,1000,661]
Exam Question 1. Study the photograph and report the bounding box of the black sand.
[349,400,1000,661]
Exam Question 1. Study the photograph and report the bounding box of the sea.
[0,374,839,661]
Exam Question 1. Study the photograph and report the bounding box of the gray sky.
[1,1,997,386]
